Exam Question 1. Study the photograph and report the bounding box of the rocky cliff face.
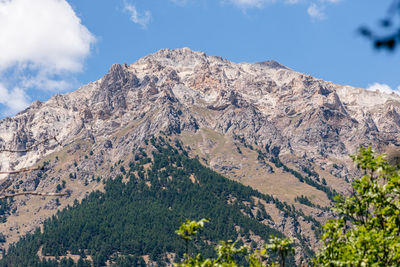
[1,48,400,261]
[2,48,398,178]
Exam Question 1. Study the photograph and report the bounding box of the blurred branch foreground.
[360,0,400,50]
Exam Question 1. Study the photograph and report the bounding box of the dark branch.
[0,192,68,200]
[360,0,400,51]
[0,136,63,199]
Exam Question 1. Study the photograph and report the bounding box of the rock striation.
[2,48,399,179]
[1,48,400,261]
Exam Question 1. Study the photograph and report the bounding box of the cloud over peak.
[0,0,95,115]
[366,83,400,95]
[0,0,95,72]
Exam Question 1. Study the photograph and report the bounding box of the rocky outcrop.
[1,48,399,178]
[1,48,400,258]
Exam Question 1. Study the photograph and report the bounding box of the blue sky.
[0,0,399,117]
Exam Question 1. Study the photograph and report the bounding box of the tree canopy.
[315,146,400,265]
[175,146,400,266]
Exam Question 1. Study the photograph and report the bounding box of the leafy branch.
[315,146,400,265]
[175,219,294,267]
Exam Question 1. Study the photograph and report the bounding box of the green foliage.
[1,139,296,266]
[174,219,294,267]
[0,233,6,243]
[270,155,337,201]
[294,195,329,212]
[315,146,400,266]
[56,184,62,193]
[0,198,11,223]
[265,237,294,267]
[119,165,126,174]
[176,219,209,241]
[177,218,209,261]
[294,195,313,207]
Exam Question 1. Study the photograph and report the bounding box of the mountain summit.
[1,48,400,262]
[2,48,399,177]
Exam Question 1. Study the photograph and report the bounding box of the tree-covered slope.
[0,138,305,267]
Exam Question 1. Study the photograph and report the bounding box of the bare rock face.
[2,48,398,177]
[1,48,400,259]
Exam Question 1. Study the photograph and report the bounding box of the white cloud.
[123,1,152,29]
[307,3,325,20]
[20,72,73,92]
[0,0,95,115]
[366,83,400,95]
[221,0,342,20]
[285,0,302,4]
[0,83,30,115]
[225,0,275,8]
[0,0,95,72]
[169,0,188,6]
[307,0,344,20]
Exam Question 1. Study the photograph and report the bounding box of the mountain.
[0,48,399,265]
[1,139,299,266]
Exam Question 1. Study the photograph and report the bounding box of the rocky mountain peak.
[2,48,400,261]
[254,60,289,70]
[140,47,213,65]
[1,48,400,178]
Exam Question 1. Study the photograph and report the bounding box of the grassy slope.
[180,128,343,208]
[1,138,302,266]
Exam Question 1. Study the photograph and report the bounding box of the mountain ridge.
[2,47,399,179]
[0,48,400,263]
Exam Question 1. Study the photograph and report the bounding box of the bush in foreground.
[177,147,400,266]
